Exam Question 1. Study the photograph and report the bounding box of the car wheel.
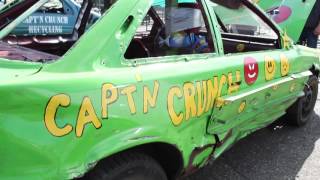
[84,152,168,180]
[286,75,318,126]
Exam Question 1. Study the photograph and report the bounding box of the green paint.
[0,0,319,179]
[257,0,316,42]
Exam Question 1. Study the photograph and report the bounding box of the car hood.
[257,0,316,42]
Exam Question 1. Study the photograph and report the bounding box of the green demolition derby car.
[0,0,320,179]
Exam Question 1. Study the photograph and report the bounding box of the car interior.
[221,32,280,54]
[214,1,281,54]
[124,0,281,60]
[125,2,215,59]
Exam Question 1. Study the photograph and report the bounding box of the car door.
[204,0,311,152]
[122,0,221,130]
[257,0,316,42]
[109,0,234,148]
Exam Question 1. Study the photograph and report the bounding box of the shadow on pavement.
[187,113,320,180]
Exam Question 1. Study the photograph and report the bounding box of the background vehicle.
[0,0,319,180]
[11,0,100,36]
[0,0,100,55]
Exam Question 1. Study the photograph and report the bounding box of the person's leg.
[298,28,308,45]
[306,31,319,48]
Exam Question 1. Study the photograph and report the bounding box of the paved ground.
[187,91,320,180]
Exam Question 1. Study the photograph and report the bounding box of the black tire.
[286,75,318,126]
[84,152,168,180]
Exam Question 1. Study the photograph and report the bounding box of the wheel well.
[85,143,184,180]
[139,143,184,180]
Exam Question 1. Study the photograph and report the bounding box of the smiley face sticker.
[265,56,276,81]
[244,57,259,85]
[270,6,292,24]
[280,54,290,76]
[238,101,246,113]
[237,44,245,52]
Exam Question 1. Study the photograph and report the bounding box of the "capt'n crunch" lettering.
[44,71,241,138]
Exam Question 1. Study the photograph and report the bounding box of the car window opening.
[124,0,216,60]
[210,1,280,54]
[0,0,116,62]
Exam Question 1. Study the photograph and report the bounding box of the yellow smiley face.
[237,44,245,52]
[265,56,276,81]
[280,54,290,76]
[238,101,246,113]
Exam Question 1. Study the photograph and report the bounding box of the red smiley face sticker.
[268,6,292,24]
[244,57,259,85]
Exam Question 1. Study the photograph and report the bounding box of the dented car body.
[0,0,319,180]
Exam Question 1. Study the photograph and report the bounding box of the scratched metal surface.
[187,86,320,180]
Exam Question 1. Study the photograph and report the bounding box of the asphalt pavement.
[187,91,320,180]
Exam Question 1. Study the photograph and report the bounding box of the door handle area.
[120,15,134,35]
